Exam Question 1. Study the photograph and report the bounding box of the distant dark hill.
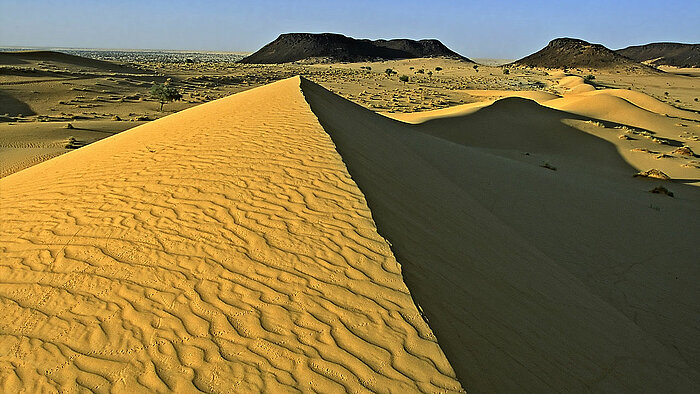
[513,38,644,69]
[616,43,700,68]
[239,33,470,64]
[0,50,145,73]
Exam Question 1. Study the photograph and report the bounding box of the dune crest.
[301,78,700,391]
[0,77,462,392]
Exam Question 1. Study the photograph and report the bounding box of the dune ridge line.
[0,76,463,393]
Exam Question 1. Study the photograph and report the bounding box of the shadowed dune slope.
[0,51,145,73]
[301,78,700,392]
[0,77,462,393]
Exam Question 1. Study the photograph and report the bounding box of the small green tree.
[385,68,394,77]
[399,75,409,84]
[584,74,595,82]
[503,68,510,75]
[150,83,182,111]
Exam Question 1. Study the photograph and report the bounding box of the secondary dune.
[0,50,147,74]
[0,77,461,393]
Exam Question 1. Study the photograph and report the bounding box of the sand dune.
[2,75,699,392]
[0,50,147,74]
[0,77,461,392]
[302,78,700,391]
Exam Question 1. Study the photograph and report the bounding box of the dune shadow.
[0,90,36,117]
[301,77,700,392]
[416,96,687,148]
[0,53,29,65]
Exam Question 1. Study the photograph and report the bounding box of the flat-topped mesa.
[239,32,471,64]
[513,37,647,70]
[616,42,700,68]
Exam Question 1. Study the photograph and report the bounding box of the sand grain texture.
[0,77,462,393]
[302,78,700,392]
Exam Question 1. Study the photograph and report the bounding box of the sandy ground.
[2,52,700,391]
[2,53,698,179]
[0,77,462,392]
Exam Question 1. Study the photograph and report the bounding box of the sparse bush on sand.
[399,75,409,84]
[634,168,671,180]
[503,68,510,75]
[435,67,442,71]
[150,83,182,111]
[650,186,674,197]
[584,74,595,82]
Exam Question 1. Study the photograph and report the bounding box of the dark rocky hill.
[513,38,643,69]
[239,33,470,64]
[616,43,700,68]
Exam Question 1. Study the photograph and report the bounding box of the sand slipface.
[301,78,700,392]
[0,77,462,392]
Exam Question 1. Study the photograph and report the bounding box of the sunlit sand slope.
[302,78,700,392]
[0,77,462,393]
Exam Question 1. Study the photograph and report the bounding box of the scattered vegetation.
[399,75,409,84]
[150,82,182,111]
[584,74,595,82]
[435,67,442,71]
[634,168,671,180]
[672,146,696,156]
[503,68,510,75]
[64,136,86,149]
[650,186,674,197]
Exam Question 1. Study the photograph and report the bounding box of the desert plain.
[1,41,699,392]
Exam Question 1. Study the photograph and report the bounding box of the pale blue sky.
[1,0,698,59]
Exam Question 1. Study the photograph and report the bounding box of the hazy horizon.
[1,0,699,59]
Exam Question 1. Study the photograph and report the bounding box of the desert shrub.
[435,67,442,71]
[150,83,182,111]
[584,74,595,81]
[427,71,433,76]
[503,68,510,75]
[385,68,395,77]
[416,69,425,74]
[399,75,409,84]
[650,186,674,197]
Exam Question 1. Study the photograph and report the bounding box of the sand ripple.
[0,77,461,392]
